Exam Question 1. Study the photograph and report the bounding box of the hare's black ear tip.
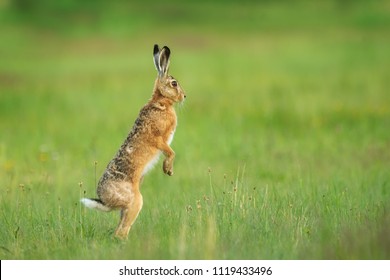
[162,46,171,55]
[153,44,159,54]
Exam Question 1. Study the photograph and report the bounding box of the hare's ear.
[153,44,161,73]
[159,46,171,77]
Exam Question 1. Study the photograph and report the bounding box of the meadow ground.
[0,1,389,259]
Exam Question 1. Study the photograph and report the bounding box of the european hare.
[81,44,186,239]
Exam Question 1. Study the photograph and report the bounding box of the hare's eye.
[171,81,177,87]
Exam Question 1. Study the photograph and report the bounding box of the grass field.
[0,0,389,259]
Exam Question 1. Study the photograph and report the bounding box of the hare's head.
[153,44,186,103]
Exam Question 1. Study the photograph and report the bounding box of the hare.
[81,44,186,239]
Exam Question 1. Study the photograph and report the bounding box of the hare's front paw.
[163,159,174,176]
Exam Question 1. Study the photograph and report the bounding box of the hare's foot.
[114,228,130,240]
[114,191,143,239]
[163,158,174,176]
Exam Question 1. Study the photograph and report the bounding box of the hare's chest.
[165,110,177,145]
[167,128,175,145]
[167,114,177,145]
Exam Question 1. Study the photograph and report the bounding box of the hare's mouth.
[178,93,186,103]
[178,95,186,107]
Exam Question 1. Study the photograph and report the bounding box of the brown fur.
[82,45,185,239]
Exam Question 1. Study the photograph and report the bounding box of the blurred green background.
[0,0,389,259]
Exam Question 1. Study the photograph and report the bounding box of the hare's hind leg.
[114,189,143,239]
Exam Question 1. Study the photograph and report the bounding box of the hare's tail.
[81,198,111,212]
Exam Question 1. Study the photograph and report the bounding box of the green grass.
[0,0,389,259]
